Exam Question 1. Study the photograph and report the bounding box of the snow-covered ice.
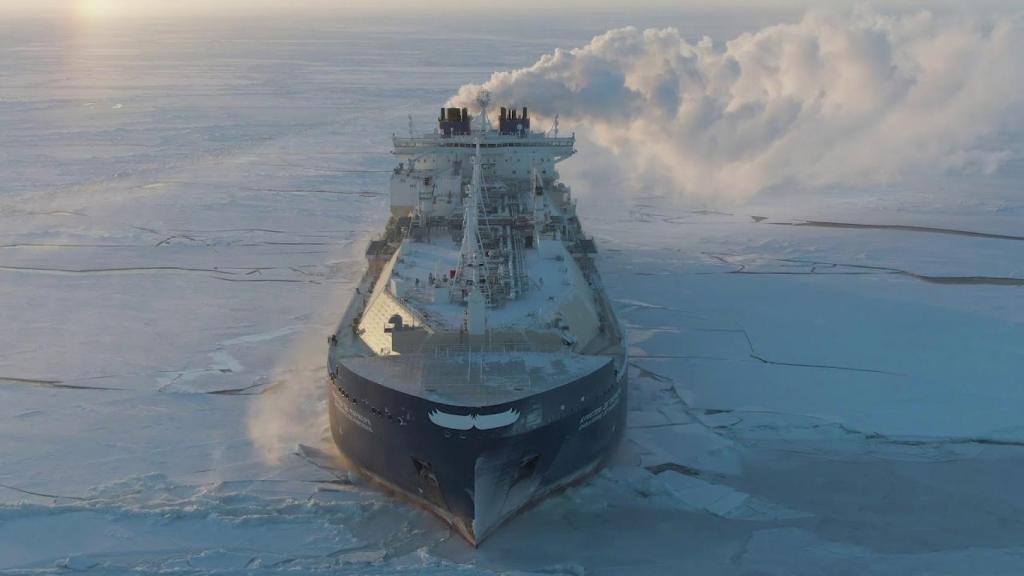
[1,7,1023,575]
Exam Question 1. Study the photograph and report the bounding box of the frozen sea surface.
[1,9,1023,575]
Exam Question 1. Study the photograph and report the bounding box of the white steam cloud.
[450,9,1024,200]
[246,331,330,466]
[247,245,367,466]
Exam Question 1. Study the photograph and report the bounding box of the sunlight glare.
[76,0,119,19]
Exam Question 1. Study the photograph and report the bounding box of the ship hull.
[327,357,626,545]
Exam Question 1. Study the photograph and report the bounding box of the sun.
[74,0,121,20]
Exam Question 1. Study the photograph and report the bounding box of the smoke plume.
[450,9,1024,201]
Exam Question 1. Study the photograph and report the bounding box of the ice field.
[1,7,1023,574]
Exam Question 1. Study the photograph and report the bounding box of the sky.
[3,0,1021,20]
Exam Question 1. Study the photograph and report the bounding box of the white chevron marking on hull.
[428,408,520,430]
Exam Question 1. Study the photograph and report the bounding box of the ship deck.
[390,235,576,331]
[342,351,609,406]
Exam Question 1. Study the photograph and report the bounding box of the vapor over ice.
[450,9,1024,200]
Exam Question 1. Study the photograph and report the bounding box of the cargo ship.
[327,95,627,545]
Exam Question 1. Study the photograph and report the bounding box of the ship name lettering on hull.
[578,388,621,431]
[334,393,373,433]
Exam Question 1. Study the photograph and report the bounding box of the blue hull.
[327,356,626,545]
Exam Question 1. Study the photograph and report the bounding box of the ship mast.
[458,140,487,335]
[476,90,491,134]
[460,140,484,271]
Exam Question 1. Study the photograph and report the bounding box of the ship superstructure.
[327,97,627,545]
